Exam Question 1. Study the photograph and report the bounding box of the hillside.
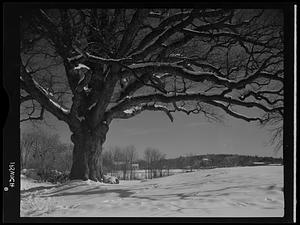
[138,154,283,171]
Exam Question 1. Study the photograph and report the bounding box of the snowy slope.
[20,166,283,217]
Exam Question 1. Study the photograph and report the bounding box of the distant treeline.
[136,154,283,171]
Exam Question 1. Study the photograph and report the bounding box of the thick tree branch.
[107,103,174,122]
[181,29,281,49]
[205,100,264,123]
[128,9,199,61]
[118,9,150,56]
[106,92,282,123]
[20,95,33,103]
[20,107,45,122]
[34,9,69,57]
[240,90,283,106]
[128,62,283,91]
[20,63,71,124]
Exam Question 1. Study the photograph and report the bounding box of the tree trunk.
[69,127,106,181]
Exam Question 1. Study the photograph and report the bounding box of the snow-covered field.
[20,166,284,217]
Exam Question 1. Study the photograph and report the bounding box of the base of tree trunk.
[69,132,103,181]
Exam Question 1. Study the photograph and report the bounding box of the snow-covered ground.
[20,166,284,217]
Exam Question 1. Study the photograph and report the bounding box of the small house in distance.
[252,162,267,166]
[131,163,139,170]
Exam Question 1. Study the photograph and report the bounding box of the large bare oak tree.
[20,8,283,181]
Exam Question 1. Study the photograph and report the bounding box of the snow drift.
[21,165,284,217]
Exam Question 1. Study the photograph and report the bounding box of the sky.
[20,109,283,159]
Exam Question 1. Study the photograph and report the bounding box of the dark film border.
[2,1,296,223]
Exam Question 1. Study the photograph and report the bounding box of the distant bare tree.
[20,132,37,169]
[20,8,283,181]
[102,148,114,175]
[261,112,283,154]
[185,153,195,172]
[144,148,153,179]
[55,144,73,172]
[111,146,123,175]
[104,145,138,179]
[20,131,62,172]
[124,145,138,180]
[144,148,165,178]
[157,153,166,177]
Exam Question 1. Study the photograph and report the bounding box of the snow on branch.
[128,61,182,69]
[86,53,133,63]
[142,104,174,122]
[67,52,133,64]
[149,11,163,18]
[109,104,174,122]
[88,102,97,111]
[48,99,70,114]
[74,63,90,70]
[31,79,70,114]
[172,102,199,115]
[128,62,235,86]
[123,106,142,114]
